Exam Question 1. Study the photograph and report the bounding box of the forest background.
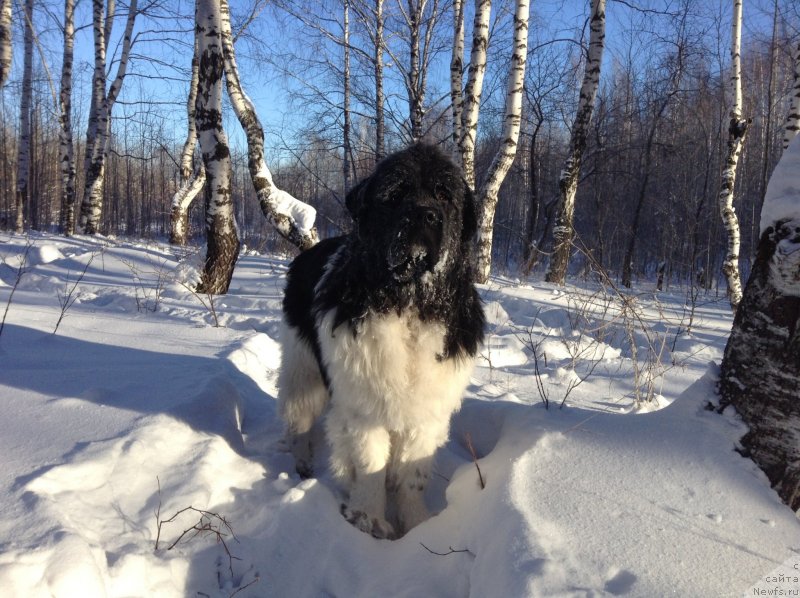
[1,0,799,290]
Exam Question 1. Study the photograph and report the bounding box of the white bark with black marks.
[545,0,606,285]
[80,0,138,235]
[474,0,530,284]
[783,41,800,151]
[218,0,318,251]
[16,0,35,233]
[196,0,239,295]
[60,0,77,236]
[458,0,491,189]
[0,0,12,88]
[718,0,747,312]
[450,0,465,151]
[720,96,800,511]
[170,36,205,246]
[374,0,385,161]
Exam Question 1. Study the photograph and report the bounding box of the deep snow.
[0,232,798,597]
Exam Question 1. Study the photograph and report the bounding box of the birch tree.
[195,0,239,294]
[343,0,352,191]
[450,0,465,150]
[717,0,747,312]
[783,40,800,151]
[79,0,139,235]
[15,0,35,233]
[545,0,606,285]
[60,0,77,236]
[218,0,318,251]
[457,0,491,189]
[169,36,205,246]
[474,0,530,283]
[718,92,800,511]
[0,0,11,88]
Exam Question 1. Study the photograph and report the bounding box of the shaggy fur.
[278,144,485,539]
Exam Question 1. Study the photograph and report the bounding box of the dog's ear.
[461,178,479,242]
[345,177,369,220]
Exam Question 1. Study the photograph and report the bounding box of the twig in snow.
[420,542,474,556]
[464,432,485,489]
[54,252,97,334]
[0,239,33,339]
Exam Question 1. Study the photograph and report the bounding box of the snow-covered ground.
[0,232,797,597]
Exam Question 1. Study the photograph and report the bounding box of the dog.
[278,143,485,539]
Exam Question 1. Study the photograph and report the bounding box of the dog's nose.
[420,208,440,226]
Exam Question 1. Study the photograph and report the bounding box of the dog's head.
[345,144,477,283]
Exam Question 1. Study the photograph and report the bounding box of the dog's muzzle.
[387,207,443,282]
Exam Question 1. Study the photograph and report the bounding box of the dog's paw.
[295,460,314,479]
[340,504,396,540]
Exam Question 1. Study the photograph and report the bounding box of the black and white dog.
[278,143,485,539]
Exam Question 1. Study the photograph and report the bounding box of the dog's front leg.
[327,410,395,540]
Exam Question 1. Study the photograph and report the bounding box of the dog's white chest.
[317,310,472,430]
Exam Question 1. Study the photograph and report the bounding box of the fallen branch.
[464,432,485,489]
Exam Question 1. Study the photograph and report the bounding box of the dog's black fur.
[283,143,485,384]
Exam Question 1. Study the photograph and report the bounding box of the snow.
[1,232,798,597]
[760,133,800,235]
[272,188,317,237]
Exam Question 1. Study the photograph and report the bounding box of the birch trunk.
[783,41,800,151]
[374,0,385,161]
[196,0,239,295]
[343,0,352,192]
[718,0,747,312]
[450,0,465,151]
[458,0,491,189]
[80,0,138,235]
[218,0,318,251]
[0,0,11,88]
[16,0,35,233]
[60,0,77,236]
[170,35,205,246]
[474,0,530,284]
[545,0,605,285]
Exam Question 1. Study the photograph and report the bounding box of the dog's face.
[345,144,477,283]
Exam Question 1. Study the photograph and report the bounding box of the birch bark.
[374,0,385,161]
[717,0,747,312]
[60,0,77,236]
[343,0,352,192]
[16,0,35,233]
[450,0,465,151]
[458,0,491,189]
[218,0,318,251]
[783,41,800,151]
[0,0,11,88]
[545,0,605,285]
[196,0,239,295]
[474,0,530,283]
[169,35,205,246]
[80,0,138,235]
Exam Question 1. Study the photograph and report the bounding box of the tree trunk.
[718,0,747,312]
[343,0,352,192]
[16,0,35,233]
[374,0,385,162]
[196,0,240,295]
[474,0,530,284]
[0,0,11,88]
[458,0,491,189]
[80,0,137,235]
[170,36,205,246]
[783,41,800,151]
[718,217,800,511]
[60,0,77,236]
[450,0,465,152]
[545,0,606,285]
[218,0,318,251]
